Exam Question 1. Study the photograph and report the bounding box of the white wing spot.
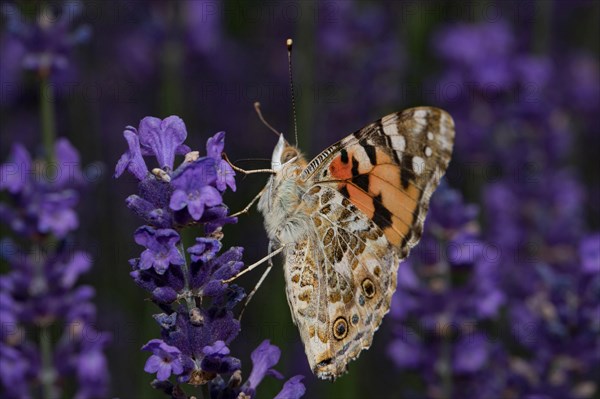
[427,132,434,140]
[412,156,425,175]
[425,147,432,157]
[382,123,398,137]
[390,135,405,151]
[413,109,428,118]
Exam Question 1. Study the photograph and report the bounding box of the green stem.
[438,235,453,398]
[179,242,195,310]
[533,0,552,54]
[32,244,57,398]
[39,326,58,399]
[440,333,453,398]
[160,1,183,116]
[39,75,57,162]
[200,383,210,399]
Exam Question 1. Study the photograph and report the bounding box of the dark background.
[1,1,599,398]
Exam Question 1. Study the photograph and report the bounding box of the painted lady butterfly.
[227,106,455,380]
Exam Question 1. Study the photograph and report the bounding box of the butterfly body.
[256,107,454,380]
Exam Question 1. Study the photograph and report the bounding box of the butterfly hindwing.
[284,185,398,379]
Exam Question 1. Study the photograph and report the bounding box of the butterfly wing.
[283,187,399,379]
[288,107,454,379]
[302,107,454,254]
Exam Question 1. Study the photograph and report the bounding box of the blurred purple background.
[1,1,599,398]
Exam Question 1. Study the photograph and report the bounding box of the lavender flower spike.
[1,140,110,399]
[117,118,305,398]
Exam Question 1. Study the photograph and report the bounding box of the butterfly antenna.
[254,102,281,137]
[287,38,299,146]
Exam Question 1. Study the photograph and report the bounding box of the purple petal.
[155,362,172,381]
[0,143,31,194]
[216,161,236,192]
[60,251,92,288]
[387,330,422,368]
[144,355,162,373]
[187,195,205,220]
[55,138,83,186]
[138,251,154,271]
[202,340,230,357]
[274,375,306,399]
[580,234,599,274]
[138,116,187,170]
[206,131,226,159]
[134,226,155,247]
[247,340,281,389]
[115,127,148,180]
[452,333,489,373]
[200,185,222,207]
[169,189,189,211]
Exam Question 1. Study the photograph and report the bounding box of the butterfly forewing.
[302,107,454,257]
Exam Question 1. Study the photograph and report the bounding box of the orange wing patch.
[330,143,421,248]
[329,149,353,180]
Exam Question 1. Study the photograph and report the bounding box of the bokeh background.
[1,0,599,398]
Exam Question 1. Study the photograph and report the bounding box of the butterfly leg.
[238,241,276,320]
[230,184,268,218]
[222,244,285,284]
[222,153,275,175]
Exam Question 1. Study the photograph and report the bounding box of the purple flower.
[274,375,306,399]
[188,237,222,263]
[114,126,149,180]
[200,340,241,374]
[452,333,489,373]
[1,1,90,77]
[1,139,109,397]
[0,344,32,398]
[388,186,506,394]
[53,138,85,188]
[206,131,236,192]
[117,117,303,397]
[115,116,191,180]
[387,328,423,369]
[579,234,599,274]
[138,116,191,171]
[244,340,284,393]
[238,340,306,399]
[38,191,79,238]
[170,159,222,220]
[0,143,31,194]
[134,227,184,275]
[143,339,185,381]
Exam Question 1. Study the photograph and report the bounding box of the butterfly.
[233,106,454,380]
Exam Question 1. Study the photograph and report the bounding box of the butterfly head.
[271,133,300,172]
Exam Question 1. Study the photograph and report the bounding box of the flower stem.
[179,242,195,310]
[160,1,183,115]
[39,75,57,162]
[439,333,453,398]
[40,326,58,399]
[438,235,453,398]
[534,0,552,54]
[200,384,210,399]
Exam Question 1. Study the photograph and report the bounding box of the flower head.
[170,159,222,220]
[1,1,90,76]
[0,143,31,194]
[117,117,303,397]
[134,227,185,275]
[206,131,236,192]
[1,139,109,397]
[143,339,185,381]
